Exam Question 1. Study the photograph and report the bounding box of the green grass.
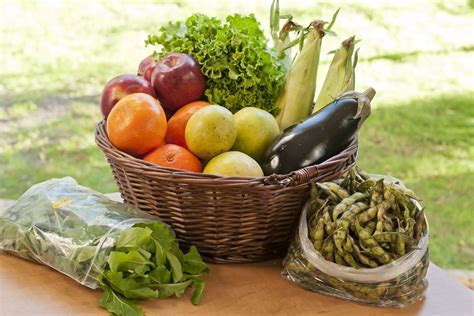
[358,94,474,269]
[1,0,473,269]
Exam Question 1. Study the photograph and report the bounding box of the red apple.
[151,53,206,111]
[144,66,155,82]
[137,55,156,82]
[100,74,156,118]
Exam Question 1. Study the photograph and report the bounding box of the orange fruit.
[156,137,166,148]
[165,101,209,149]
[143,144,202,173]
[107,93,167,156]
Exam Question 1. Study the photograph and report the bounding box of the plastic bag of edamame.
[282,173,429,307]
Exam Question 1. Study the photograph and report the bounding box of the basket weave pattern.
[95,121,358,263]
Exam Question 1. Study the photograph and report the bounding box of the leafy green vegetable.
[107,250,154,276]
[100,286,143,316]
[115,227,152,248]
[183,245,210,275]
[149,280,193,299]
[0,177,209,316]
[191,279,206,305]
[103,271,159,300]
[146,13,286,115]
[148,265,171,284]
[74,246,98,263]
[166,252,183,283]
[99,223,209,316]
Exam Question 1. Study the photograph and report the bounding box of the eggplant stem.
[364,87,376,102]
[354,88,375,127]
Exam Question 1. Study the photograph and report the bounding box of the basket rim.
[95,120,358,186]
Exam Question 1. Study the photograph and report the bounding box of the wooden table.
[0,253,472,316]
[0,195,472,315]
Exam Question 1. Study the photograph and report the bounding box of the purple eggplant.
[261,88,375,175]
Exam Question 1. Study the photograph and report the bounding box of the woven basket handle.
[289,161,345,186]
[288,142,359,186]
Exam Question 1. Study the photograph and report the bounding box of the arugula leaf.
[124,287,159,300]
[166,252,183,283]
[183,246,210,275]
[136,247,152,260]
[148,265,171,284]
[149,280,193,298]
[153,239,167,266]
[99,285,143,316]
[99,223,209,312]
[73,246,97,263]
[60,225,86,240]
[0,220,22,241]
[0,177,210,316]
[191,279,206,305]
[115,227,152,249]
[107,250,154,276]
[136,222,177,251]
[104,271,159,300]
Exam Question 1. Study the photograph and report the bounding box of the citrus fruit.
[203,151,263,177]
[165,101,209,149]
[143,144,202,173]
[185,105,237,160]
[106,93,167,157]
[232,107,280,162]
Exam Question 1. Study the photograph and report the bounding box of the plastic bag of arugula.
[0,177,209,316]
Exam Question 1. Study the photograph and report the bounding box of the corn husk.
[270,0,300,72]
[275,21,325,130]
[312,36,359,113]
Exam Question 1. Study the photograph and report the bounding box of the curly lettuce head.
[146,14,286,115]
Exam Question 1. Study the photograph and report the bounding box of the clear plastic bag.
[0,177,161,289]
[282,182,429,307]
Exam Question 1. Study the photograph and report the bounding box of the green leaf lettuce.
[146,13,286,115]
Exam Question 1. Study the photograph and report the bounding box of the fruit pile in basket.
[101,53,279,177]
[100,2,376,178]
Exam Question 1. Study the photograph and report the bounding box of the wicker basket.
[95,120,358,263]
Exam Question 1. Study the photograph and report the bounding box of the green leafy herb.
[149,280,193,299]
[166,252,183,282]
[107,250,154,276]
[146,13,286,115]
[99,224,209,316]
[115,227,152,248]
[99,286,143,316]
[148,265,171,284]
[103,271,159,300]
[191,279,205,305]
[183,245,210,275]
[0,177,209,316]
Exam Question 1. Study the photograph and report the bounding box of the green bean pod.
[318,182,350,200]
[312,217,325,251]
[343,252,361,268]
[350,236,379,268]
[332,192,367,221]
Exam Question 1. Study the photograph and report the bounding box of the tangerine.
[143,144,202,173]
[165,101,209,149]
[107,93,167,156]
